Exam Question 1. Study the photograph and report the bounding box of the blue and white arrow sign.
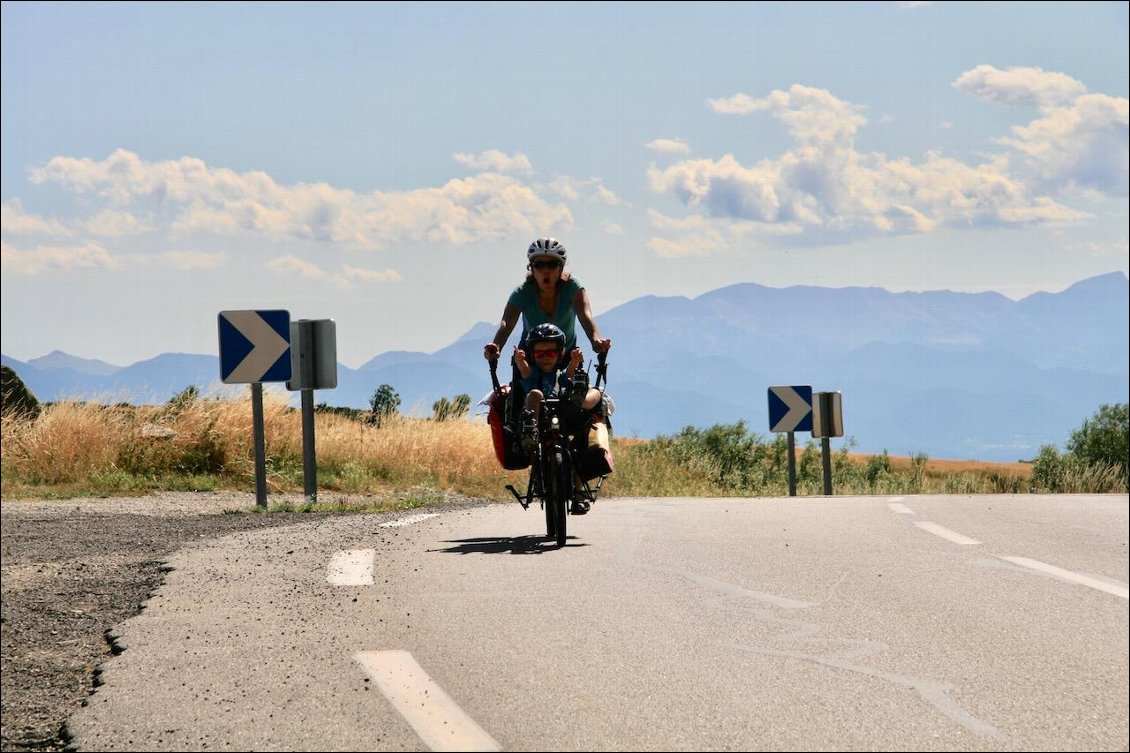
[218,310,292,384]
[768,385,813,433]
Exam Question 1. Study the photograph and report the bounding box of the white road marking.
[356,650,500,752]
[914,522,981,546]
[327,549,374,586]
[380,513,440,528]
[888,502,915,515]
[1000,556,1129,599]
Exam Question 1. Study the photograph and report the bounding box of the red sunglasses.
[531,348,560,358]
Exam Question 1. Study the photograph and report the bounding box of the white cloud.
[646,138,691,154]
[952,66,1128,197]
[268,254,401,289]
[646,231,724,259]
[1,240,119,275]
[1000,93,1129,197]
[342,264,402,283]
[648,82,1092,252]
[953,65,1087,109]
[159,250,226,270]
[452,149,534,173]
[29,149,573,249]
[267,254,334,281]
[1,199,69,236]
[84,209,151,237]
[707,93,769,115]
[548,176,622,205]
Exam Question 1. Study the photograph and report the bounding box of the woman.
[482,237,612,362]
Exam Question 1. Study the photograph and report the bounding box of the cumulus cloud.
[648,80,1101,254]
[1,199,69,236]
[84,209,151,237]
[953,66,1128,196]
[29,149,573,249]
[1,240,119,275]
[342,264,402,283]
[548,176,622,205]
[159,250,226,270]
[646,138,691,154]
[953,65,1087,109]
[452,149,534,173]
[268,254,401,289]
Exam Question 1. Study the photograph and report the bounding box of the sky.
[2,1,1127,369]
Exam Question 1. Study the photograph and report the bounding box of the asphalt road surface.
[56,494,1130,751]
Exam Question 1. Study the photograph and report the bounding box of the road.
[66,494,1128,751]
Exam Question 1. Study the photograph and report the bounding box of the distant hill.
[3,271,1127,462]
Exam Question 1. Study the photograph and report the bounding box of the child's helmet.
[527,237,567,263]
[528,323,566,350]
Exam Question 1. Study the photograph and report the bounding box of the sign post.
[287,319,337,505]
[768,386,813,497]
[812,391,844,496]
[218,310,292,509]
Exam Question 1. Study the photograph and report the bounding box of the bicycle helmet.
[527,237,567,263]
[528,323,567,350]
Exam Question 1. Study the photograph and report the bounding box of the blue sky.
[2,1,1127,368]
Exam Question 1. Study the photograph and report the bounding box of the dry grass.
[0,397,1066,501]
[848,453,1033,481]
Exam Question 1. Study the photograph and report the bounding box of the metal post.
[821,436,833,496]
[301,389,316,504]
[787,431,797,497]
[297,320,317,505]
[251,382,267,509]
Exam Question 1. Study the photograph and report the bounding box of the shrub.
[1066,403,1128,480]
[1,366,41,419]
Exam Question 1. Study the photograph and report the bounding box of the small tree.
[1,365,41,419]
[432,393,472,422]
[368,384,401,427]
[1066,403,1128,478]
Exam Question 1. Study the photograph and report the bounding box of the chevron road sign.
[768,385,813,433]
[218,310,292,384]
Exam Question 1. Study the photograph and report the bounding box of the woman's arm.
[573,288,611,353]
[483,302,521,360]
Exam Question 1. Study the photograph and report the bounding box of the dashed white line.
[380,513,440,528]
[1000,556,1129,599]
[914,521,981,546]
[327,549,374,586]
[356,650,500,752]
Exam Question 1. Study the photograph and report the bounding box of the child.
[514,323,612,514]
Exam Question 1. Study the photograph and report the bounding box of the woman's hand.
[483,342,500,361]
[592,338,612,354]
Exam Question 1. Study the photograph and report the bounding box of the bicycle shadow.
[430,535,588,554]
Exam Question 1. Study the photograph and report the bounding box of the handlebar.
[487,345,608,395]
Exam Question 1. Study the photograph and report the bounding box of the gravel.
[0,490,492,752]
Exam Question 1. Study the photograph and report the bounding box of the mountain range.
[4,271,1127,462]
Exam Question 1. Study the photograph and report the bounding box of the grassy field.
[0,395,1117,507]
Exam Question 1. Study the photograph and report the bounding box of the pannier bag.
[488,385,530,470]
[576,420,614,481]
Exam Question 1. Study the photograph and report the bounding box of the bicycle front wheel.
[549,450,569,547]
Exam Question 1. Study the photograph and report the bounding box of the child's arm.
[565,347,583,379]
[514,347,532,379]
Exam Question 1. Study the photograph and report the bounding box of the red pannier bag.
[487,384,530,470]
